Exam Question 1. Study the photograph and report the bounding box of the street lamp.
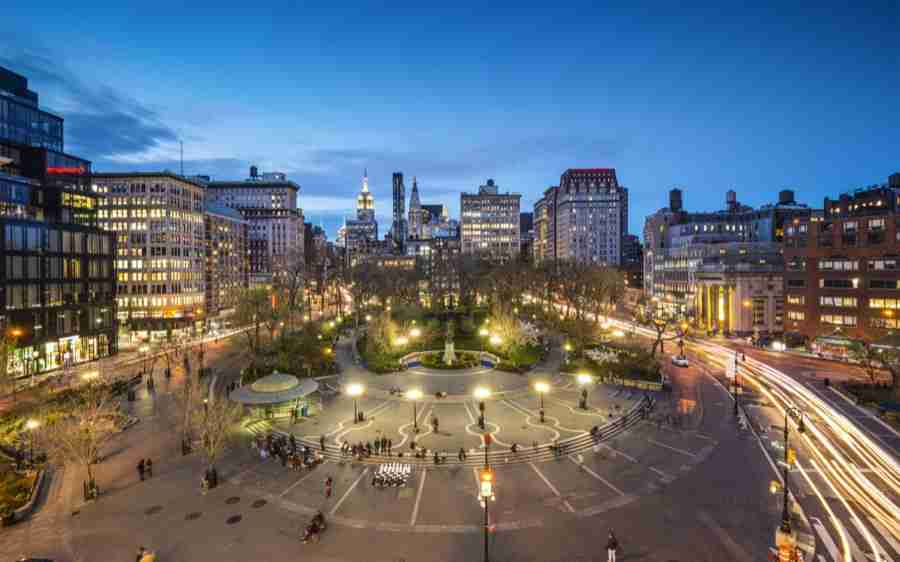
[26,418,39,463]
[396,336,409,347]
[489,335,502,347]
[409,327,421,339]
[533,381,549,423]
[479,467,496,562]
[577,373,592,409]
[347,383,364,424]
[473,386,491,463]
[406,389,422,432]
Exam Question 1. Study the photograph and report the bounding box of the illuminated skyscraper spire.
[356,168,375,221]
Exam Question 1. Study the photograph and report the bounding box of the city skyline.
[2,2,899,239]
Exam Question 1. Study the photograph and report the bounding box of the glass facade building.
[1,65,117,378]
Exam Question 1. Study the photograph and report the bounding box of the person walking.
[387,439,392,456]
[137,459,146,481]
[606,530,619,562]
[325,476,333,498]
[145,458,153,478]
[320,435,326,451]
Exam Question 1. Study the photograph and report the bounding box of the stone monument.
[443,322,457,366]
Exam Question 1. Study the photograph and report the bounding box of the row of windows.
[787,278,900,290]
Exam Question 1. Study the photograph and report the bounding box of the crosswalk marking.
[812,519,840,562]
[410,469,427,526]
[849,515,894,562]
[568,456,625,496]
[329,467,368,516]
[528,462,574,513]
[868,517,900,558]
[647,438,696,457]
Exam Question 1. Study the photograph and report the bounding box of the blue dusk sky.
[2,1,898,239]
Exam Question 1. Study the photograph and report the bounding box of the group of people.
[340,436,393,459]
[137,458,154,481]
[253,433,323,471]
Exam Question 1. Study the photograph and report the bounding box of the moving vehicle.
[671,355,689,367]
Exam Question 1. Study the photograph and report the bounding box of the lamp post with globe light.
[406,389,423,432]
[347,383,365,423]
[577,373,592,409]
[26,419,39,463]
[473,386,491,464]
[533,381,549,423]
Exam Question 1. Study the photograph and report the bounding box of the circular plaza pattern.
[232,335,722,533]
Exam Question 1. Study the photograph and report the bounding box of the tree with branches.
[194,391,242,489]
[234,287,270,371]
[849,341,900,399]
[37,371,121,500]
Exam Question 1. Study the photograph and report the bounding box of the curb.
[10,468,46,523]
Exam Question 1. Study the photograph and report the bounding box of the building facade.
[203,202,249,322]
[408,176,424,240]
[533,169,628,265]
[94,172,205,338]
[1,66,117,376]
[391,172,407,253]
[643,188,810,335]
[783,175,900,347]
[344,170,379,263]
[460,179,520,261]
[205,168,304,287]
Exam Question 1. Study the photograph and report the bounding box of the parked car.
[671,356,690,367]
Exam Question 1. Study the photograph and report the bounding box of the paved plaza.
[2,334,786,562]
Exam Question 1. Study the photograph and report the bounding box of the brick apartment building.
[783,173,900,353]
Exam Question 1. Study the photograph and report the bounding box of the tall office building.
[204,202,249,324]
[533,169,628,265]
[344,170,379,261]
[94,172,206,338]
[1,66,117,375]
[391,172,407,253]
[460,179,520,261]
[408,176,423,240]
[205,168,304,287]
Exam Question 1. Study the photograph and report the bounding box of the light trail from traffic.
[597,314,899,560]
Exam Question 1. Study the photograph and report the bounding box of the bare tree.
[849,341,900,399]
[276,245,306,332]
[194,392,243,488]
[234,287,269,369]
[37,372,121,499]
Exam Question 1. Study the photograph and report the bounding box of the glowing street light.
[25,418,39,463]
[577,372,592,409]
[365,314,372,322]
[409,327,421,338]
[406,388,423,431]
[489,335,502,347]
[347,383,365,424]
[564,342,572,352]
[474,386,491,427]
[479,328,489,337]
[396,336,409,347]
[533,381,549,422]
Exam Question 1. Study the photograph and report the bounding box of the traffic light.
[479,468,495,500]
[787,448,796,466]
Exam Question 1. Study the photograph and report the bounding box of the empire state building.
[356,168,375,222]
